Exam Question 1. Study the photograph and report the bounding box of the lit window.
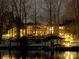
[49,27,54,34]
[59,26,64,29]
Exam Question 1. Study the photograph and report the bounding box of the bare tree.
[44,0,62,35]
[73,0,79,39]
[0,0,12,43]
[12,0,31,37]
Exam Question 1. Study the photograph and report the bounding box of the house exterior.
[1,22,79,47]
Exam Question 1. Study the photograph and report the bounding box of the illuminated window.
[59,26,64,29]
[49,27,54,34]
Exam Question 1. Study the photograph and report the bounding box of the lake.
[0,50,79,59]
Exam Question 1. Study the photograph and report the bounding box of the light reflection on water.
[0,50,79,59]
[54,51,79,59]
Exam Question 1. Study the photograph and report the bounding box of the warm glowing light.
[2,34,10,37]
[2,27,17,39]
[64,43,70,47]
[20,29,26,37]
[2,55,15,59]
[2,34,11,39]
[2,25,77,47]
[64,51,76,59]
[59,32,76,47]
[59,33,64,35]
[59,26,64,29]
[49,27,54,34]
[2,25,55,39]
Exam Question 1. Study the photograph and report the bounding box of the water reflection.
[54,51,79,59]
[1,50,79,59]
[2,55,15,59]
[64,51,76,59]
